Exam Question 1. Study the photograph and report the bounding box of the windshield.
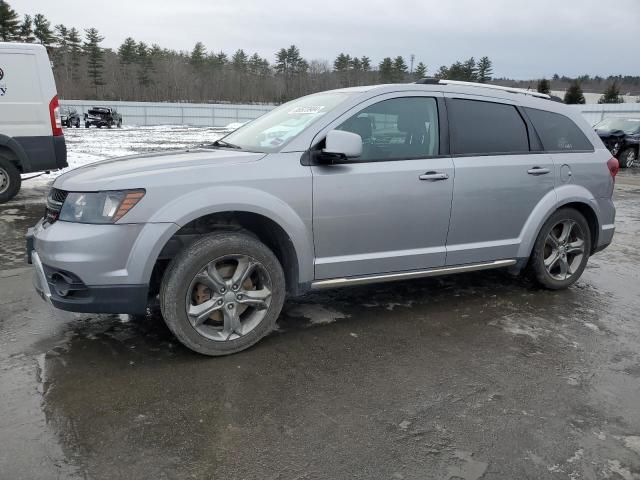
[595,117,640,134]
[219,92,353,153]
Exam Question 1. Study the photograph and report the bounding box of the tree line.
[0,1,637,104]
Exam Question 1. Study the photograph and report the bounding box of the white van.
[0,42,67,203]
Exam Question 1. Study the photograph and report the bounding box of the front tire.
[160,232,286,356]
[0,156,21,203]
[529,208,591,289]
[619,148,637,168]
[85,122,90,128]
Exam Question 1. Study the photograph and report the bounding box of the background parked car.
[594,117,640,168]
[60,107,81,128]
[84,107,123,128]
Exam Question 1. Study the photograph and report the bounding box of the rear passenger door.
[444,96,555,265]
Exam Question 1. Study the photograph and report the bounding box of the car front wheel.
[529,208,591,289]
[160,231,286,356]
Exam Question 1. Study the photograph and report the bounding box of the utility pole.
[410,54,415,74]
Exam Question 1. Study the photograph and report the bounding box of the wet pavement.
[1,172,640,479]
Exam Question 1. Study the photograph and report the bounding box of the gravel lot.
[1,127,639,480]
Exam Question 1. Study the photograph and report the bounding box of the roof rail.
[414,78,551,99]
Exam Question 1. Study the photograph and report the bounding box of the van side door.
[444,95,555,265]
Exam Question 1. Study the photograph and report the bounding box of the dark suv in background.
[60,107,81,128]
[594,117,640,168]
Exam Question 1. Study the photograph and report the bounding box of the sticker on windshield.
[288,106,325,115]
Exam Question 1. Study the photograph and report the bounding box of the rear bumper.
[13,135,67,172]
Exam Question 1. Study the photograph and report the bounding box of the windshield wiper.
[211,139,242,150]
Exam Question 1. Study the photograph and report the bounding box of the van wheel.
[160,231,286,356]
[0,156,21,203]
[529,208,591,289]
[619,148,637,168]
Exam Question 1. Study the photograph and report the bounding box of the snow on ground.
[24,125,232,187]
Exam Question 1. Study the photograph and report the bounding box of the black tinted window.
[449,99,529,155]
[525,108,593,152]
[337,97,439,161]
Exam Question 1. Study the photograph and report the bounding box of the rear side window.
[449,99,529,155]
[524,108,593,152]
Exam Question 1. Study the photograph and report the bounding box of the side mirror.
[323,130,362,159]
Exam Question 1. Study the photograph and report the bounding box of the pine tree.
[83,27,105,97]
[33,13,54,46]
[67,27,82,81]
[360,56,371,72]
[136,41,153,89]
[392,56,408,82]
[118,37,138,65]
[537,78,551,95]
[413,62,427,80]
[462,57,477,81]
[333,53,351,86]
[18,14,34,42]
[0,0,19,41]
[598,81,623,104]
[231,49,248,74]
[564,80,585,104]
[434,65,449,79]
[190,42,206,69]
[378,57,394,83]
[476,56,492,83]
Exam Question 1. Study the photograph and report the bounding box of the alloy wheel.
[185,255,273,342]
[543,220,586,281]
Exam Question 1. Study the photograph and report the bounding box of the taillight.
[607,157,619,180]
[49,95,63,136]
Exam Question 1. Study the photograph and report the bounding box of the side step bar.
[310,259,517,290]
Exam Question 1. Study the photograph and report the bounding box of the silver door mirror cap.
[323,130,362,158]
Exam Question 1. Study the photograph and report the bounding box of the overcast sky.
[13,0,640,79]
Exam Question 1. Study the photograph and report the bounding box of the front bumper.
[27,218,177,314]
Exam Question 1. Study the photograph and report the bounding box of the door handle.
[527,167,551,175]
[419,171,449,181]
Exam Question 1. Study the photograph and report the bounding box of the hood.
[54,148,266,191]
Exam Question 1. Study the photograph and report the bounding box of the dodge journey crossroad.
[28,80,618,356]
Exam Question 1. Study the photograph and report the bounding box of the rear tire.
[619,148,637,168]
[528,208,591,289]
[0,156,21,204]
[160,231,286,356]
[75,118,80,128]
[85,122,90,128]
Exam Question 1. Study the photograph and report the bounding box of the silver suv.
[28,80,618,356]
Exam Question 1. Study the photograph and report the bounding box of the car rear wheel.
[529,208,591,289]
[0,156,21,203]
[160,231,286,356]
[619,148,637,168]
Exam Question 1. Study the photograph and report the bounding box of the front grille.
[45,188,68,224]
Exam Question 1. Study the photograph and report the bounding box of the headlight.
[59,190,145,224]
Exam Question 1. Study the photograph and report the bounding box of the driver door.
[311,93,454,280]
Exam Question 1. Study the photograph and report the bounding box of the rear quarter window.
[448,99,530,156]
[524,107,593,152]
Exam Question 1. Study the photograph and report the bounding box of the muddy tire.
[529,208,591,290]
[0,155,21,204]
[160,231,286,356]
[619,148,637,168]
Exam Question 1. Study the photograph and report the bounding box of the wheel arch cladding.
[154,211,303,296]
[517,184,600,260]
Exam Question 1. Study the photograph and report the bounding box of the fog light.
[51,273,71,297]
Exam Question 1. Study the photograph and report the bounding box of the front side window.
[221,92,353,153]
[336,97,439,161]
[449,99,529,155]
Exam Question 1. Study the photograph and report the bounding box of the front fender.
[143,185,314,284]
[516,184,600,259]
